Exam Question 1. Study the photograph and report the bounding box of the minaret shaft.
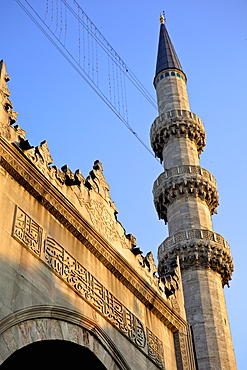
[155,70,190,115]
[182,269,236,369]
[152,20,236,370]
[162,137,200,169]
[167,198,213,235]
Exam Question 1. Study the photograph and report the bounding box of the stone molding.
[150,109,206,161]
[174,326,197,370]
[0,306,132,370]
[0,136,187,332]
[158,229,233,287]
[153,166,219,223]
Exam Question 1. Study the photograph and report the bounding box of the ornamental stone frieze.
[153,165,219,222]
[158,228,233,287]
[150,109,206,161]
[0,125,184,305]
[0,135,188,332]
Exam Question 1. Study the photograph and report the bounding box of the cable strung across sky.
[15,0,158,160]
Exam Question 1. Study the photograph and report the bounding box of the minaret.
[151,15,236,369]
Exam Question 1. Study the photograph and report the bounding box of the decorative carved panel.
[44,235,146,349]
[174,326,197,370]
[11,207,154,352]
[147,327,165,368]
[82,199,128,249]
[12,206,42,256]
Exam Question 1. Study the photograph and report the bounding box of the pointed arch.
[0,305,131,370]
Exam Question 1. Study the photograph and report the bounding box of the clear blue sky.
[1,1,247,368]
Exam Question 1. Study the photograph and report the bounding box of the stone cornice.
[153,165,219,222]
[158,229,233,287]
[150,109,206,161]
[0,135,187,332]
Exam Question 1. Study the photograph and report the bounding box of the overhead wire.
[15,0,159,161]
[66,0,157,110]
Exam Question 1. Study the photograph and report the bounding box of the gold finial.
[160,12,165,24]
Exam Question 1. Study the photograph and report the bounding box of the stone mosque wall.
[0,61,196,369]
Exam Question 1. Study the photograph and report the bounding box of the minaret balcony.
[153,165,218,223]
[150,109,206,162]
[157,228,234,287]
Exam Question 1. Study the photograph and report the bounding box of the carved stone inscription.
[12,206,42,256]
[44,236,146,348]
[12,206,166,365]
[147,328,165,368]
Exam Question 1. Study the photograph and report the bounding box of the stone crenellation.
[18,138,180,297]
[0,127,184,306]
[150,109,206,161]
[0,61,184,309]
[0,61,182,306]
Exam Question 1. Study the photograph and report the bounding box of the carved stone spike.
[61,165,80,186]
[24,147,37,162]
[126,233,137,247]
[19,137,33,150]
[159,256,179,298]
[36,140,53,166]
[93,159,103,172]
[142,252,158,275]
[84,176,92,190]
[74,169,85,184]
[131,246,143,255]
[0,60,10,97]
[52,166,66,184]
[14,125,27,140]
[87,160,112,203]
[8,108,18,125]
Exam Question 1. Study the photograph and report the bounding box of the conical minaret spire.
[151,18,236,369]
[155,14,183,76]
[154,17,190,118]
